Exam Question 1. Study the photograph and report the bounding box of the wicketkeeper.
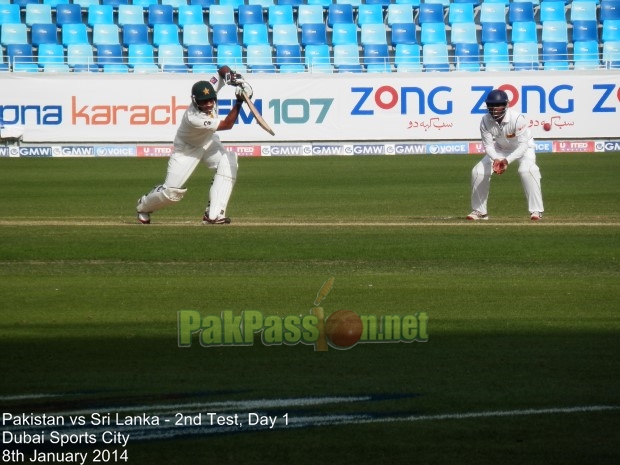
[136,66,253,224]
[467,89,545,221]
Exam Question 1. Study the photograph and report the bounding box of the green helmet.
[191,81,216,105]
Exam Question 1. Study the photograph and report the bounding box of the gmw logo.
[177,278,429,351]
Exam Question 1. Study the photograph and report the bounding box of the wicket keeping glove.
[492,158,508,175]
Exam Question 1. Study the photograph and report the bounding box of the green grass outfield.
[1,153,619,465]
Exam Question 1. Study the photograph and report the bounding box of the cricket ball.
[325,310,363,348]
[543,123,551,131]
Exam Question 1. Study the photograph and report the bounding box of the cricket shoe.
[466,210,488,221]
[530,212,543,221]
[202,213,231,225]
[136,197,151,224]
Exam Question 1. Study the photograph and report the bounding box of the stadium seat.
[542,20,568,42]
[147,4,174,27]
[508,2,534,23]
[31,23,59,47]
[275,44,305,73]
[364,0,391,6]
[216,43,246,72]
[153,23,181,46]
[42,0,67,7]
[602,40,620,68]
[422,43,450,71]
[358,4,384,25]
[447,2,474,24]
[212,23,239,46]
[238,4,264,28]
[602,19,620,41]
[128,43,159,72]
[132,0,159,8]
[25,4,53,26]
[38,43,70,72]
[178,4,204,27]
[246,43,276,73]
[364,43,391,73]
[297,5,325,26]
[6,44,39,72]
[511,21,537,43]
[539,1,566,22]
[394,43,422,72]
[420,22,447,44]
[268,5,294,28]
[243,23,269,46]
[481,21,508,44]
[92,23,121,46]
[336,0,362,8]
[0,4,21,25]
[301,23,327,46]
[219,0,244,10]
[61,23,89,46]
[304,44,333,73]
[183,23,210,46]
[161,0,189,10]
[453,42,481,71]
[88,5,115,27]
[1,23,28,46]
[327,4,354,27]
[360,23,387,45]
[423,0,449,6]
[73,0,102,9]
[122,24,149,46]
[541,41,570,69]
[479,2,507,24]
[96,43,125,65]
[450,22,477,44]
[55,3,83,26]
[387,4,414,26]
[306,0,333,8]
[190,0,216,9]
[157,43,188,72]
[395,0,421,6]
[573,40,601,69]
[67,43,98,72]
[417,3,444,24]
[208,5,236,25]
[249,0,275,9]
[570,1,598,22]
[186,43,216,73]
[118,5,145,26]
[333,43,363,73]
[272,23,299,45]
[331,23,358,45]
[601,0,620,22]
[483,41,511,71]
[391,22,417,45]
[572,20,599,42]
[512,41,539,70]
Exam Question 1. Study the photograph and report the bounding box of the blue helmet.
[485,89,509,122]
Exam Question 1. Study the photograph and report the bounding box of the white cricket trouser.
[470,152,544,215]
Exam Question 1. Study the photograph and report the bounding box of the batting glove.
[240,81,253,99]
[234,86,246,102]
[224,70,244,87]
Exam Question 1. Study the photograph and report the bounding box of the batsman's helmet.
[485,89,509,122]
[191,81,216,105]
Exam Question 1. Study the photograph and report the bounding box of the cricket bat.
[242,92,275,136]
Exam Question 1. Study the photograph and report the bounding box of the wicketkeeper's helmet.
[485,89,509,122]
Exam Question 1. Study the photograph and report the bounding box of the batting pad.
[137,186,187,213]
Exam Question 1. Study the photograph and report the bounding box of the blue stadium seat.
[101,0,129,9]
[62,23,89,46]
[132,0,159,8]
[38,43,70,72]
[601,0,620,22]
[570,1,598,22]
[208,5,236,25]
[15,0,50,7]
[306,0,332,8]
[602,40,620,68]
[572,20,599,42]
[128,43,160,73]
[122,23,149,46]
[96,43,125,66]
[0,4,21,25]
[483,41,511,71]
[304,44,333,73]
[423,0,449,6]
[243,23,269,46]
[190,0,216,9]
[508,2,534,23]
[541,20,568,42]
[275,44,305,73]
[512,41,539,70]
[358,4,384,25]
[450,22,477,44]
[394,43,422,72]
[387,4,414,26]
[148,4,174,27]
[336,0,362,8]
[25,4,53,26]
[55,3,83,25]
[479,2,507,24]
[88,5,115,27]
[454,42,481,71]
[268,5,294,28]
[417,3,444,23]
[327,4,354,27]
[67,43,98,72]
[297,5,324,26]
[157,43,188,72]
[92,23,121,46]
[182,23,210,46]
[395,0,421,6]
[153,23,180,46]
[238,4,264,28]
[6,44,39,72]
[216,43,246,72]
[118,5,145,26]
[420,22,447,44]
[447,2,474,24]
[539,1,566,22]
[331,22,358,45]
[541,41,569,69]
[178,5,204,28]
[450,0,480,5]
[364,43,391,73]
[511,21,537,43]
[0,48,10,73]
[301,23,327,46]
[602,19,620,41]
[481,21,508,43]
[1,23,28,46]
[249,0,275,9]
[277,0,303,7]
[212,23,239,46]
[31,23,59,47]
[272,23,299,45]
[333,43,363,73]
[391,22,417,45]
[422,43,450,71]
[360,23,387,45]
[219,0,244,10]
[573,40,600,69]
[187,43,217,73]
[162,0,189,10]
[246,43,276,73]
[42,0,67,8]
